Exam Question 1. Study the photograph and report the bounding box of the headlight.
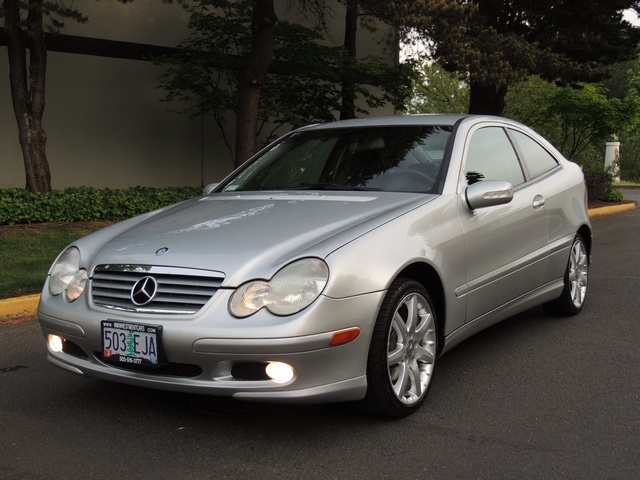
[229,258,329,317]
[49,247,88,301]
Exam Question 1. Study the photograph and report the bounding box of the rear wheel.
[363,279,438,418]
[544,233,589,316]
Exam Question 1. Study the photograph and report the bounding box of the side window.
[509,130,559,178]
[465,127,525,186]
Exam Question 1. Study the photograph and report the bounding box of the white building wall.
[0,0,397,189]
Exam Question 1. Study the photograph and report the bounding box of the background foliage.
[403,53,640,197]
[157,0,414,159]
[403,61,469,114]
[0,187,201,225]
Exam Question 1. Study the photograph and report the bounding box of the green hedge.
[0,186,202,225]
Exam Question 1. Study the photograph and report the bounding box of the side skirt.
[441,278,564,355]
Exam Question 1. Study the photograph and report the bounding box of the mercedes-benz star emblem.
[131,276,158,306]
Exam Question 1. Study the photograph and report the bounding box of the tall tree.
[340,0,357,119]
[1,0,186,193]
[158,0,413,167]
[1,1,85,193]
[361,0,640,116]
[289,0,366,120]
[234,0,277,164]
[456,0,640,115]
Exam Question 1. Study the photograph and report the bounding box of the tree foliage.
[361,0,640,115]
[504,75,640,198]
[403,59,469,114]
[601,60,640,182]
[506,78,640,161]
[548,84,636,160]
[157,0,414,166]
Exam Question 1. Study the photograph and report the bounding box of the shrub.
[0,186,202,225]
[602,187,624,202]
[572,148,621,202]
[581,163,615,201]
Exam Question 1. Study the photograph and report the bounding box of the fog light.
[48,334,64,353]
[265,362,295,384]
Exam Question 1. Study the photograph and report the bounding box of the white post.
[605,139,620,182]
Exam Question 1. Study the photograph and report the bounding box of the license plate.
[101,320,163,367]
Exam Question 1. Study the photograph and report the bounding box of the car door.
[505,128,565,285]
[456,125,548,322]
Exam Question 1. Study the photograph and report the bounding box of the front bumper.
[37,290,385,404]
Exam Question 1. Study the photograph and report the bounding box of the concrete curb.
[587,202,636,218]
[0,202,636,320]
[0,294,40,318]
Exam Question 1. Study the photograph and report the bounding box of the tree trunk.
[4,0,52,192]
[340,0,358,120]
[234,0,277,167]
[468,82,508,116]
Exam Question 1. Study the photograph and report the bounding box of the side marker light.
[329,328,361,347]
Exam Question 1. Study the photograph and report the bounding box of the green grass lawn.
[0,223,107,299]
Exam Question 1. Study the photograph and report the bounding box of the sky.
[624,8,640,25]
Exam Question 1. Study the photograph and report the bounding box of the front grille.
[95,352,203,377]
[91,264,225,314]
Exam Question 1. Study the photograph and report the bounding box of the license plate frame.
[101,320,165,367]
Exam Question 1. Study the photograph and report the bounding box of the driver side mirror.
[465,180,513,210]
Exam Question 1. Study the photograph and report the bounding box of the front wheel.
[362,279,438,418]
[544,233,589,316]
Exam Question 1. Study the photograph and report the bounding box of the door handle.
[533,194,545,209]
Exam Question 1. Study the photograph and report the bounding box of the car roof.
[298,114,470,131]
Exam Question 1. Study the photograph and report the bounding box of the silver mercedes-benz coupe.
[37,115,591,417]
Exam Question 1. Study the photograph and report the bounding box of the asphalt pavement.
[620,185,640,202]
[1,205,639,479]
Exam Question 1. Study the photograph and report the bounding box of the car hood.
[87,191,435,285]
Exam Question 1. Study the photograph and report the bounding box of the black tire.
[362,278,438,418]
[543,233,589,316]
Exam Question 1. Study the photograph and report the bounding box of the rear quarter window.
[509,130,559,179]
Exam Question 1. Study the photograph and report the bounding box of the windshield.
[221,126,452,194]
